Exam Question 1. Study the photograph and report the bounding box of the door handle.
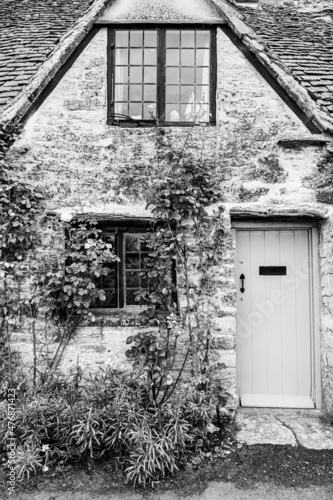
[240,274,245,293]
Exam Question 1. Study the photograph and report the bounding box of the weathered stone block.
[214,335,236,351]
[327,351,333,368]
[215,350,236,369]
[213,316,236,336]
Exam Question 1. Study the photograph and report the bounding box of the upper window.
[107,27,216,127]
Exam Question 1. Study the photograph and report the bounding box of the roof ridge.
[0,0,111,126]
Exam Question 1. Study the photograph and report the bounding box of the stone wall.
[6,26,333,412]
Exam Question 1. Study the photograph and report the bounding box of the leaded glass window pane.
[93,233,116,308]
[165,29,210,123]
[125,233,150,306]
[111,28,212,124]
[114,30,157,121]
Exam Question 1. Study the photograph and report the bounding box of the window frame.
[91,222,177,310]
[107,25,217,127]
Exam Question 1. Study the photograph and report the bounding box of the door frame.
[231,219,322,409]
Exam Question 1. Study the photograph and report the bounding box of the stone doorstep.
[235,408,333,450]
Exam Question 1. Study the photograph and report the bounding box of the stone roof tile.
[1,0,333,131]
[238,3,333,120]
[0,0,94,110]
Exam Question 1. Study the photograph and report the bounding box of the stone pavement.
[236,408,333,449]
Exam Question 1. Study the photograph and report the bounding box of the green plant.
[0,213,119,393]
[0,119,229,488]
[125,318,182,408]
[124,423,182,486]
[122,125,225,403]
[0,364,218,487]
[15,439,43,480]
[0,141,45,390]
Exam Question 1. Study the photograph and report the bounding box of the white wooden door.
[236,229,315,408]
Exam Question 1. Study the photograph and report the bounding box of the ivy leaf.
[180,218,195,226]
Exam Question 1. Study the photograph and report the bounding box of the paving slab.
[235,408,333,449]
[276,413,333,450]
[235,411,297,446]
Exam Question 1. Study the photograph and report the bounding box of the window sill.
[89,307,148,315]
[106,121,216,128]
[86,307,158,327]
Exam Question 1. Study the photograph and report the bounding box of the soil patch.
[2,444,333,498]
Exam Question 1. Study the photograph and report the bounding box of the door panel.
[265,230,283,396]
[295,230,312,396]
[250,231,267,395]
[236,230,253,396]
[280,231,298,396]
[236,228,314,408]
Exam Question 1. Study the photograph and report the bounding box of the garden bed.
[2,442,333,497]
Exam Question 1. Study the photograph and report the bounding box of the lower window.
[93,226,151,308]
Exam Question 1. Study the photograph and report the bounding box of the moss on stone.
[247,153,287,184]
[238,186,270,202]
[303,148,333,204]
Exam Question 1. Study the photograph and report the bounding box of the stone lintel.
[79,214,153,224]
[229,203,329,220]
[49,203,153,222]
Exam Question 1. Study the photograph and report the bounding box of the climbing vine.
[0,120,230,487]
[1,120,226,407]
[0,122,118,393]
[125,125,226,407]
[0,121,44,390]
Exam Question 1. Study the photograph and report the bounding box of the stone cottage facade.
[1,0,333,413]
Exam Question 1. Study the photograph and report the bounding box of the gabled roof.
[0,0,96,108]
[0,0,332,135]
[212,0,333,133]
[239,2,333,121]
[0,0,110,123]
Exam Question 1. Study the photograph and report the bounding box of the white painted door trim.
[232,219,321,409]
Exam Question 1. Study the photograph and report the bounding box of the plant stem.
[32,318,37,393]
[162,346,190,405]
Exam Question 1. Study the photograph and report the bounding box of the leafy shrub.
[15,439,43,480]
[0,366,216,486]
